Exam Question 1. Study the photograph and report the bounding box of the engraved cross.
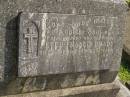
[24,28,38,54]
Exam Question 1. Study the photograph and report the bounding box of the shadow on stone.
[121,50,130,68]
[0,13,21,95]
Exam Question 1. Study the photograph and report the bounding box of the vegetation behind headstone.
[126,0,130,7]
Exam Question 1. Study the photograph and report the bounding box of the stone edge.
[1,82,120,97]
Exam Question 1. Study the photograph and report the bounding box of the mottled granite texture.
[0,0,127,96]
[1,82,120,97]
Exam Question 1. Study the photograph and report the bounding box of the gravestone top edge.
[0,0,128,15]
[92,0,126,4]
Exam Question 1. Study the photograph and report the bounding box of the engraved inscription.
[19,13,119,77]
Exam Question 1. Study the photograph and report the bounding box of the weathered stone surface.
[18,13,121,77]
[0,0,126,80]
[22,77,46,93]
[0,71,118,95]
[0,13,18,82]
[1,82,120,97]
[0,0,127,96]
[123,10,130,55]
[0,0,127,15]
[0,26,5,81]
[116,79,130,97]
[0,14,19,82]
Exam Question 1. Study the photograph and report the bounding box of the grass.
[118,50,130,83]
[126,0,130,7]
[119,0,130,83]
[126,0,130,3]
[119,64,130,83]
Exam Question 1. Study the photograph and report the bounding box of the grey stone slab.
[0,0,127,16]
[0,26,5,81]
[0,82,120,97]
[0,0,127,96]
[19,13,122,77]
[0,13,19,82]
[0,0,126,81]
[0,71,118,96]
[116,77,130,97]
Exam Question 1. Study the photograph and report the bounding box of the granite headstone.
[0,0,127,96]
